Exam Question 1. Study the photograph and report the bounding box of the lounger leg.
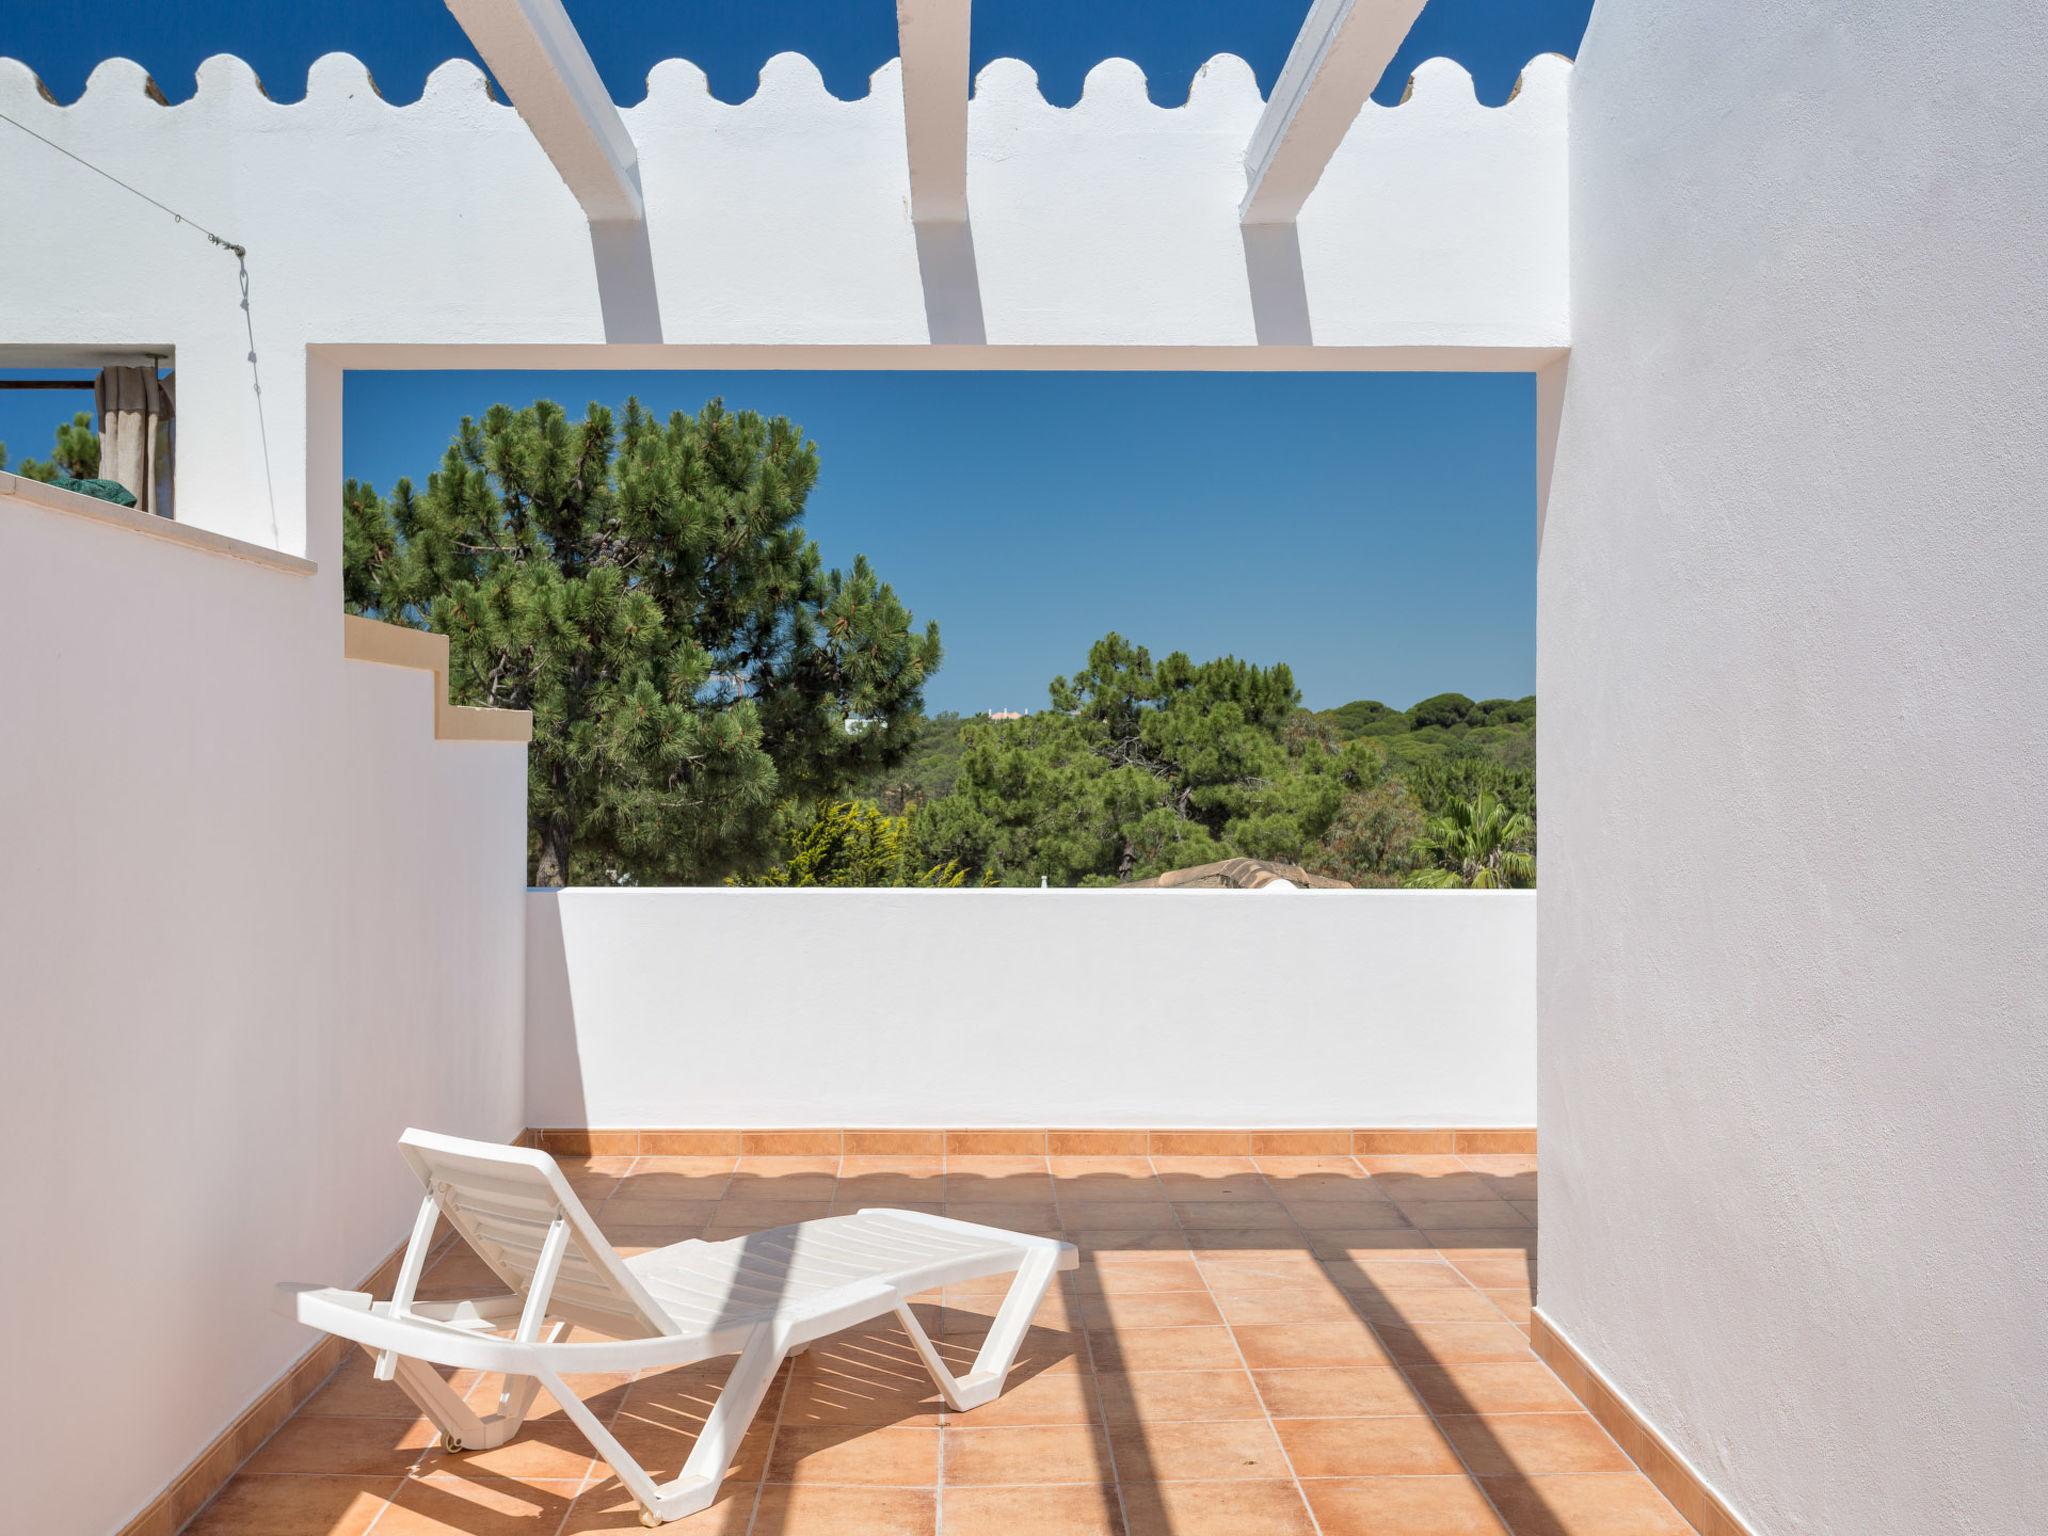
[540,1324,789,1527]
[370,1328,555,1453]
[371,1346,506,1451]
[895,1247,1060,1412]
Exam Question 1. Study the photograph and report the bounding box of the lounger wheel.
[638,1506,662,1528]
[440,1432,465,1453]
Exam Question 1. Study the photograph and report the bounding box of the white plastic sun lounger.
[278,1129,1077,1527]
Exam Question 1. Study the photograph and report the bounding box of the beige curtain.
[94,367,175,517]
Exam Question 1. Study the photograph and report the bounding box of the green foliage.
[731,800,970,887]
[342,396,940,886]
[913,634,1384,886]
[845,711,976,812]
[11,411,100,483]
[1404,792,1536,889]
[1406,691,1479,729]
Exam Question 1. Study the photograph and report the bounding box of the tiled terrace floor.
[194,1151,1691,1536]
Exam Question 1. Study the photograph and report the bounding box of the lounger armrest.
[276,1282,372,1320]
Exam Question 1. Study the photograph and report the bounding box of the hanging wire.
[0,107,246,257]
[2,105,280,542]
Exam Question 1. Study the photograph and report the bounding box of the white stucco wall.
[526,888,1535,1130]
[1539,2,2048,1531]
[0,49,1567,562]
[0,491,528,1534]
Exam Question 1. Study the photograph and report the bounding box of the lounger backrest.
[398,1129,681,1340]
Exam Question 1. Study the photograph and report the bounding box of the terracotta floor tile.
[1149,1156,1259,1177]
[1482,1290,1533,1325]
[1351,1294,1515,1327]
[1274,1415,1465,1477]
[1326,1256,1473,1290]
[1456,1154,1538,1176]
[1401,1363,1581,1416]
[1231,1320,1394,1370]
[600,1197,723,1225]
[1436,1415,1633,1478]
[1048,1154,1160,1180]
[1074,1230,1196,1258]
[733,1154,841,1176]
[945,1155,1050,1178]
[615,1170,735,1200]
[1251,1366,1428,1419]
[1375,1172,1509,1200]
[1197,1255,1335,1291]
[1087,1324,1245,1371]
[1077,1288,1222,1329]
[1215,1286,1366,1326]
[1095,1369,1267,1424]
[1256,1156,1373,1178]
[1064,1204,1179,1236]
[839,1154,944,1175]
[1117,1480,1316,1536]
[836,1175,944,1206]
[374,1474,583,1533]
[1108,1418,1290,1481]
[1158,1178,1274,1203]
[1309,1231,1439,1260]
[601,1224,706,1254]
[953,1365,1102,1425]
[1075,1258,1207,1293]
[1428,1230,1539,1259]
[559,1479,754,1533]
[1480,1473,1692,1535]
[780,1363,944,1427]
[1288,1201,1415,1230]
[949,1201,1060,1230]
[1303,1475,1510,1535]
[711,1198,837,1226]
[767,1425,940,1485]
[944,1422,1110,1483]
[1396,1199,1532,1231]
[1376,1322,1539,1365]
[184,1474,391,1535]
[240,1414,432,1476]
[1358,1155,1469,1176]
[943,1484,1126,1536]
[747,1484,937,1535]
[419,1419,602,1481]
[1446,1257,1537,1290]
[467,1367,635,1423]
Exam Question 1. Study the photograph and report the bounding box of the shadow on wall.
[522,888,590,1131]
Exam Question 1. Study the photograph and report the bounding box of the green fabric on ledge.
[51,476,138,508]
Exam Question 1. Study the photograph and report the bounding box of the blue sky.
[344,371,1536,715]
[3,1,1584,714]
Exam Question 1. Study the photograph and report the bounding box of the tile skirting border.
[526,1126,1537,1157]
[122,1230,446,1536]
[1530,1309,1754,1536]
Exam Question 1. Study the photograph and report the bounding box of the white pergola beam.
[445,0,643,225]
[1240,0,1427,224]
[897,0,971,222]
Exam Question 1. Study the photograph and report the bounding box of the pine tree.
[13,411,100,482]
[343,397,940,886]
[914,633,1376,884]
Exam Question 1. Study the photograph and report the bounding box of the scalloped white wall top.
[0,48,1568,556]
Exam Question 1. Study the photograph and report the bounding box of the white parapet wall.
[525,887,1535,1130]
[0,481,529,1535]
